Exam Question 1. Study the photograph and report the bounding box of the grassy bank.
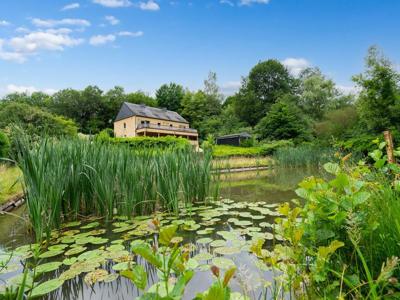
[0,165,22,205]
[15,138,214,241]
[212,156,272,170]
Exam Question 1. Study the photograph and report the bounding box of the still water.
[0,167,322,300]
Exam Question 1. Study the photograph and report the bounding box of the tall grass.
[274,145,335,168]
[14,137,214,241]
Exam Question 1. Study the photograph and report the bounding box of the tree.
[0,102,78,139]
[255,95,310,141]
[0,130,10,158]
[125,91,157,107]
[203,71,223,116]
[298,67,339,120]
[232,60,296,127]
[353,46,400,133]
[156,83,185,112]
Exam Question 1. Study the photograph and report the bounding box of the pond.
[0,167,322,299]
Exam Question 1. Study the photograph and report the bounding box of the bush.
[0,130,10,158]
[259,140,294,155]
[212,145,263,157]
[109,136,190,150]
[95,128,114,142]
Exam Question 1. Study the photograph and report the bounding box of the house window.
[123,123,126,129]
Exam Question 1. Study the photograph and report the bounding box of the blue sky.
[0,0,399,96]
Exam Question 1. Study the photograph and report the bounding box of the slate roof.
[115,102,189,124]
[216,132,252,139]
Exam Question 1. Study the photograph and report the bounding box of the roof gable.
[115,102,188,123]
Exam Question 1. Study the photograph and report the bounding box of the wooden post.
[384,130,395,164]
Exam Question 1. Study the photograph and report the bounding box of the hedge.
[105,136,191,149]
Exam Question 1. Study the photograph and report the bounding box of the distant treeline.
[1,45,400,154]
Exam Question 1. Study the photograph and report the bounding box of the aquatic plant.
[274,144,334,167]
[14,137,214,241]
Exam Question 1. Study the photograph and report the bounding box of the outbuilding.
[216,132,251,146]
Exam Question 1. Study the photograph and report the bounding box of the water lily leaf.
[62,221,81,228]
[213,247,241,255]
[90,237,109,245]
[112,225,136,233]
[112,262,132,271]
[106,244,125,252]
[198,264,211,271]
[36,261,63,274]
[217,231,238,241]
[210,240,226,248]
[84,269,108,286]
[63,230,80,236]
[186,258,199,270]
[196,229,213,235]
[259,222,272,228]
[77,249,104,261]
[193,252,213,261]
[103,273,119,283]
[59,269,81,281]
[30,278,64,297]
[159,225,178,246]
[111,239,124,244]
[89,229,106,236]
[60,236,75,244]
[197,238,213,244]
[121,265,147,290]
[81,222,100,229]
[70,260,100,273]
[170,236,183,244]
[39,249,64,259]
[63,257,78,266]
[48,244,69,251]
[65,246,87,256]
[212,257,235,269]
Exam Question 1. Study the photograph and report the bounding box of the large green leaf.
[30,278,64,298]
[159,225,178,246]
[131,243,162,269]
[170,270,194,298]
[36,262,63,274]
[121,265,147,290]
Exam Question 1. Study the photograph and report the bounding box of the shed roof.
[216,132,252,139]
[115,102,188,124]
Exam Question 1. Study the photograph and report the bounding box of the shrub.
[95,128,114,142]
[211,145,263,158]
[259,140,294,155]
[0,130,10,158]
[108,136,190,150]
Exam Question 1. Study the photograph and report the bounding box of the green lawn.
[0,165,23,205]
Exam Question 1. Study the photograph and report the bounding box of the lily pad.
[81,222,100,229]
[63,257,78,266]
[30,278,64,297]
[65,246,87,256]
[210,240,226,248]
[213,246,241,255]
[193,252,213,261]
[39,249,64,259]
[84,269,108,285]
[212,257,235,269]
[103,273,119,283]
[36,261,63,274]
[112,262,132,271]
[197,238,213,244]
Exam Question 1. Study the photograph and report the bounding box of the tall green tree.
[353,46,400,133]
[298,67,338,120]
[156,83,185,112]
[255,95,310,141]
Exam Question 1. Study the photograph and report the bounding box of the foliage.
[353,46,400,133]
[274,144,335,167]
[108,136,190,150]
[0,102,78,140]
[156,83,185,112]
[255,98,311,142]
[212,145,264,158]
[298,67,339,120]
[0,165,22,204]
[258,140,294,156]
[0,130,10,158]
[14,137,213,241]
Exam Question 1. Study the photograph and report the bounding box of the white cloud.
[139,0,160,11]
[0,20,11,26]
[118,31,143,37]
[89,34,116,46]
[282,57,310,76]
[105,15,120,25]
[15,27,30,33]
[221,81,241,95]
[93,0,132,7]
[220,0,234,6]
[32,18,90,28]
[9,31,83,52]
[6,84,57,95]
[239,0,270,6]
[61,3,80,11]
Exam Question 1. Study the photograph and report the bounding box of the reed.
[14,137,215,241]
[274,145,334,168]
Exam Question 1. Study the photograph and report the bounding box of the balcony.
[136,123,198,137]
